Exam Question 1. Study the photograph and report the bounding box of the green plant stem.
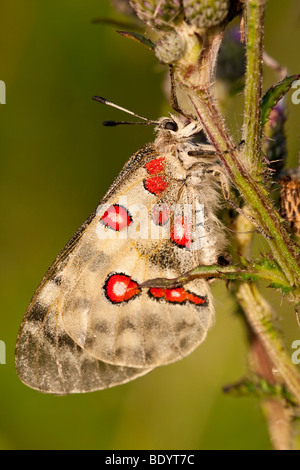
[235,281,300,406]
[243,0,265,173]
[140,261,290,290]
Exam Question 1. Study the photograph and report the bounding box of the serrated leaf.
[117,31,154,50]
[261,75,300,128]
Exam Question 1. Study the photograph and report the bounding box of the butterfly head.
[155,114,203,152]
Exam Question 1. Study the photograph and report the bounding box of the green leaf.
[223,378,297,406]
[261,74,300,128]
[116,31,154,50]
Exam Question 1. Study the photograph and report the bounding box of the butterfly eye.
[164,121,178,132]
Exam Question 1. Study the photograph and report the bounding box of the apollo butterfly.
[15,95,229,394]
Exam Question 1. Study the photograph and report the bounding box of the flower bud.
[129,0,183,30]
[183,0,230,30]
[154,30,186,64]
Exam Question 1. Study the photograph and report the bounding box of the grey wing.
[15,145,156,394]
[15,277,152,395]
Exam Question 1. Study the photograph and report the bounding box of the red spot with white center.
[100,205,132,231]
[150,287,187,304]
[149,286,207,306]
[104,274,140,304]
[145,157,165,175]
[171,217,192,248]
[151,204,171,226]
[165,288,188,303]
[143,176,169,197]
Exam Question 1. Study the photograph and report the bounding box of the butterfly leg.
[209,167,273,240]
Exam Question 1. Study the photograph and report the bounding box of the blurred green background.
[1,0,300,450]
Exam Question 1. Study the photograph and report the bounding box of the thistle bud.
[154,30,186,64]
[129,0,183,30]
[183,0,230,30]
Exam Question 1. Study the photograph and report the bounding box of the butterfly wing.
[16,144,215,394]
[15,266,152,395]
[16,145,155,394]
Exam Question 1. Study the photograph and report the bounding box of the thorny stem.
[235,282,300,407]
[140,261,290,291]
[242,0,265,174]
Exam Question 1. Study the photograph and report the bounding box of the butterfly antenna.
[92,96,158,126]
[103,120,154,127]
